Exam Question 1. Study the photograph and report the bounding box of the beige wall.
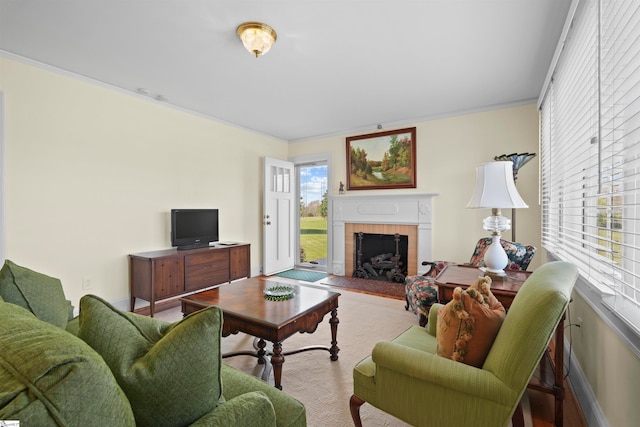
[1,56,287,306]
[568,292,640,426]
[289,103,543,270]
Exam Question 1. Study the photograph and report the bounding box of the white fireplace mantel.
[329,193,438,276]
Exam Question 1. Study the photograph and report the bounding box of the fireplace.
[353,232,408,282]
[330,193,438,277]
[345,223,416,278]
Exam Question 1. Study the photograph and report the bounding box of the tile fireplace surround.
[330,193,438,277]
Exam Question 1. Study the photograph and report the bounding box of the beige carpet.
[156,286,531,427]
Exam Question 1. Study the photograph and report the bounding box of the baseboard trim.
[564,340,610,426]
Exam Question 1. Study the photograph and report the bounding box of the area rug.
[272,269,329,282]
[321,275,406,300]
[156,291,532,426]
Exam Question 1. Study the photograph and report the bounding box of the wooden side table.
[435,265,566,427]
[435,264,530,309]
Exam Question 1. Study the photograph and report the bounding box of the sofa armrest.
[426,303,443,336]
[190,391,276,427]
[372,341,515,407]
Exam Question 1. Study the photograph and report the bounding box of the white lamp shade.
[467,161,528,209]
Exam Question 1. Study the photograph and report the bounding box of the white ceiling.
[0,0,571,142]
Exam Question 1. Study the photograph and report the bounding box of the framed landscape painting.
[346,127,417,190]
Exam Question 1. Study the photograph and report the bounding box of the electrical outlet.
[576,317,583,328]
[82,278,93,290]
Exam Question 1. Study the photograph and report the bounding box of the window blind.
[541,0,640,334]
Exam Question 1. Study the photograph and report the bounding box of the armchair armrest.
[372,341,516,407]
[426,303,443,336]
[419,260,453,277]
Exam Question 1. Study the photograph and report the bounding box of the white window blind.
[541,0,640,334]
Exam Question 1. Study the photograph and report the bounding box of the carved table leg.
[554,316,566,427]
[256,338,267,364]
[329,308,340,361]
[512,401,525,427]
[271,341,284,390]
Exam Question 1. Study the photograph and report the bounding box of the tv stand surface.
[129,243,250,317]
[176,243,210,251]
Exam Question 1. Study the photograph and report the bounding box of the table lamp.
[466,161,528,276]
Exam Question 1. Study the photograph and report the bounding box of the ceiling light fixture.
[236,21,277,58]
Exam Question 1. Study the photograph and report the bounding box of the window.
[540,0,640,334]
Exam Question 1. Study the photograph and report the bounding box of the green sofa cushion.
[0,300,135,426]
[190,391,276,427]
[78,294,223,427]
[221,364,307,427]
[0,259,71,329]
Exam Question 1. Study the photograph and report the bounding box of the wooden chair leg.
[418,313,428,327]
[349,394,366,427]
[511,401,525,427]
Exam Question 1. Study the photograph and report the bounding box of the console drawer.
[185,251,230,291]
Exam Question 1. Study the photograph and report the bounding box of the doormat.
[273,269,329,282]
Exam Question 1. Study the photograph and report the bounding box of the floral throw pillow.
[436,276,506,367]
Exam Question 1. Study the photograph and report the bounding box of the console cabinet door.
[154,257,184,299]
[230,244,251,281]
[185,250,230,291]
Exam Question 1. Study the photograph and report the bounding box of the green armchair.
[351,261,577,427]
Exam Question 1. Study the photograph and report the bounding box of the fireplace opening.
[353,232,408,283]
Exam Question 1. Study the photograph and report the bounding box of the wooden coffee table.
[180,277,340,390]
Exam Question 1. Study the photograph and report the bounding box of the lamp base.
[483,235,508,276]
[484,270,507,281]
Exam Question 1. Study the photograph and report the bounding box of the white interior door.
[263,157,295,275]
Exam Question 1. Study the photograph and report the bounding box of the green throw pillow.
[78,294,223,427]
[0,259,70,329]
[0,300,135,425]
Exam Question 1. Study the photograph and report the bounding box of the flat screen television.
[171,209,219,250]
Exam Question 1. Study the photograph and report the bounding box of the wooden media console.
[129,243,250,316]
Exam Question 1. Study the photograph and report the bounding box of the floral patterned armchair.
[404,237,536,326]
[469,237,536,271]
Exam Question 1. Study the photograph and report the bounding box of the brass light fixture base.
[236,22,277,58]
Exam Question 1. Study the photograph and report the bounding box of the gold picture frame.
[346,127,416,190]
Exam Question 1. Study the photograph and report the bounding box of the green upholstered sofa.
[352,261,578,427]
[0,260,306,426]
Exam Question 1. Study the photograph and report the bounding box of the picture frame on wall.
[346,127,417,190]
